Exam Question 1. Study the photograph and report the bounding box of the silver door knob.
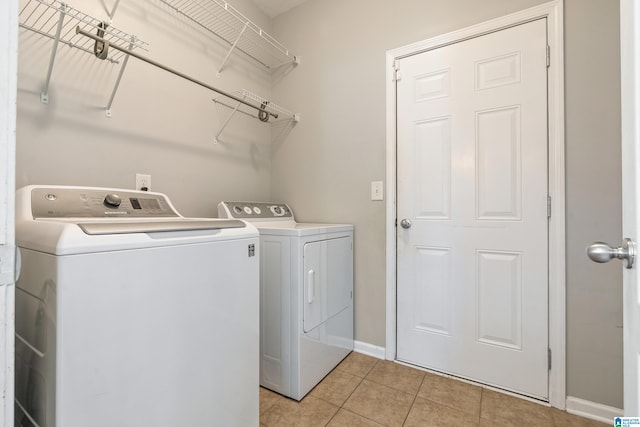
[400,219,412,229]
[586,238,636,269]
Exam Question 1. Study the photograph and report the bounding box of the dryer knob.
[104,193,122,208]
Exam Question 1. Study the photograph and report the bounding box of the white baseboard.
[353,340,386,360]
[566,396,623,424]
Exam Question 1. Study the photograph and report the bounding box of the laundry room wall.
[16,0,275,217]
[564,0,622,409]
[270,0,623,411]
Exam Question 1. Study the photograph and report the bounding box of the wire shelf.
[19,0,148,64]
[158,0,298,72]
[212,89,299,143]
[213,89,299,123]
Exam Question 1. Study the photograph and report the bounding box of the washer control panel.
[31,187,179,218]
[219,202,293,220]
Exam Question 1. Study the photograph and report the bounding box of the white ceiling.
[250,0,308,18]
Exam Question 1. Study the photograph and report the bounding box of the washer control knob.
[104,193,122,208]
[233,206,243,215]
[271,205,283,216]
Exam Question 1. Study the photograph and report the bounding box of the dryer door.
[303,236,353,333]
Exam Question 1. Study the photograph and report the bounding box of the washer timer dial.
[103,193,122,208]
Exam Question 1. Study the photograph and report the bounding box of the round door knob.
[586,238,636,269]
[400,219,412,229]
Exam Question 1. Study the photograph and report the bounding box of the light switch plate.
[371,181,384,201]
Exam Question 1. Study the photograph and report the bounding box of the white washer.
[15,186,259,427]
[218,201,354,400]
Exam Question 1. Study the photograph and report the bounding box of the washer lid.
[15,186,258,255]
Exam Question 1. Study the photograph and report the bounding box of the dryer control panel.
[219,201,293,220]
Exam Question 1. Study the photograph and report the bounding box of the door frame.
[384,0,565,409]
[0,0,18,423]
[620,0,639,414]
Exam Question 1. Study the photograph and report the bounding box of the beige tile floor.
[260,352,611,427]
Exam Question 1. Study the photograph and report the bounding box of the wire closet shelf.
[19,0,148,106]
[158,0,299,73]
[214,89,299,122]
[19,0,148,64]
[19,0,299,131]
[213,88,300,142]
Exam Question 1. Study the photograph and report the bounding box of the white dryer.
[15,186,260,427]
[218,201,353,400]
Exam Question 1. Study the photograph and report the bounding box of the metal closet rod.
[75,26,278,120]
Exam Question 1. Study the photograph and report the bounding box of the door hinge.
[546,45,550,68]
[548,348,552,370]
[393,62,402,81]
[547,196,552,218]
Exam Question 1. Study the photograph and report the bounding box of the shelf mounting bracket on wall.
[214,93,246,143]
[40,2,68,104]
[216,23,247,76]
[108,0,122,22]
[105,35,136,117]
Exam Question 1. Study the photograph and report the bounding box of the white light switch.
[371,181,384,201]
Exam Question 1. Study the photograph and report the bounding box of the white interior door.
[396,19,549,399]
[619,0,639,415]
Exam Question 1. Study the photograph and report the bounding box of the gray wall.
[270,0,623,409]
[565,0,622,407]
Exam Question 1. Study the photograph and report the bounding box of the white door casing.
[395,18,548,399]
[1,0,18,424]
[386,0,565,408]
[620,0,640,415]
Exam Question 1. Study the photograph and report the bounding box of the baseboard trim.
[353,341,386,360]
[565,396,623,424]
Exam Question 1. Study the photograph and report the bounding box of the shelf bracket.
[41,2,68,104]
[105,36,136,117]
[216,24,248,76]
[109,0,122,22]
[214,95,246,144]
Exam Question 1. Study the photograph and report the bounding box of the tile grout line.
[478,387,485,425]
[321,356,380,426]
[341,358,391,426]
[401,370,428,426]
